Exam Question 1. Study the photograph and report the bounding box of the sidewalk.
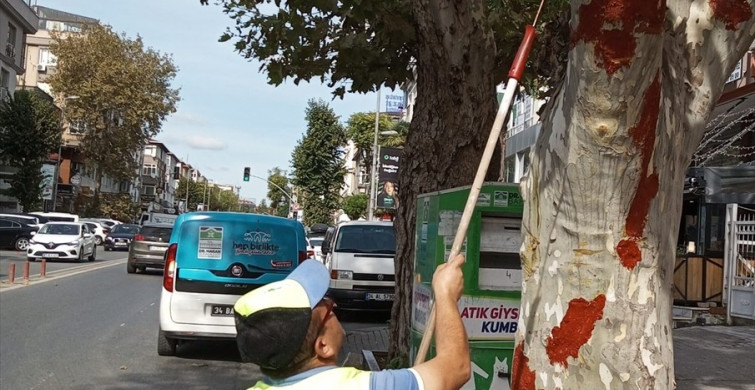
[343,325,755,390]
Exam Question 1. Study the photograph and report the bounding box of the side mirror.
[84,233,92,238]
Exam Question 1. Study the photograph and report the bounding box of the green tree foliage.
[266,167,291,217]
[0,90,61,211]
[256,199,271,215]
[217,0,568,97]
[175,178,206,212]
[99,193,141,222]
[342,194,368,220]
[345,113,404,175]
[291,100,346,226]
[48,24,180,206]
[210,187,241,211]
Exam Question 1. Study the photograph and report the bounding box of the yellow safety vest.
[249,367,371,390]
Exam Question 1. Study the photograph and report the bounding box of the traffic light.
[243,167,250,182]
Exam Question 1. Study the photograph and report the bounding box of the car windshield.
[111,225,140,234]
[39,224,80,235]
[334,225,395,254]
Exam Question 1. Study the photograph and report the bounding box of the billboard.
[376,147,402,209]
[40,164,56,201]
[385,94,405,114]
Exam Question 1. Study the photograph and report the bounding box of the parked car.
[0,213,43,229]
[104,223,140,251]
[307,235,325,263]
[27,222,96,262]
[29,212,79,222]
[158,212,308,356]
[323,221,395,312]
[0,218,38,251]
[81,220,109,245]
[97,218,122,229]
[127,223,173,274]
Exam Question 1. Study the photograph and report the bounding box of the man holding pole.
[234,254,470,390]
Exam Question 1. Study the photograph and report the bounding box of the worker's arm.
[413,254,471,390]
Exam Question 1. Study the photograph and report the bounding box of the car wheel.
[157,329,177,356]
[15,237,30,251]
[95,236,103,246]
[77,247,85,263]
[104,246,111,251]
[88,246,97,262]
[127,261,137,274]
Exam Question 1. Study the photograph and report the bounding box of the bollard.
[8,264,15,284]
[23,261,30,285]
[41,259,47,279]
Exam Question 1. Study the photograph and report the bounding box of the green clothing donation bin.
[410,183,523,390]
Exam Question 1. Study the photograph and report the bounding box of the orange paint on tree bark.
[512,342,537,390]
[546,294,606,367]
[617,74,661,270]
[571,0,665,74]
[710,0,753,30]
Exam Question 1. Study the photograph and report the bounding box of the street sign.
[70,174,82,186]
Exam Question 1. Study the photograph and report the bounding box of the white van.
[322,221,395,312]
[29,212,79,222]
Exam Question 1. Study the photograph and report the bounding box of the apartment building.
[0,0,37,212]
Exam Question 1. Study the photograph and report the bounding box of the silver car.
[127,223,173,274]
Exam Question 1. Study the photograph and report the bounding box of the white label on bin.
[458,296,519,340]
[412,283,432,332]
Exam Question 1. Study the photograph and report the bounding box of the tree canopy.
[217,0,569,97]
[0,90,61,211]
[266,167,292,217]
[49,24,180,200]
[290,100,347,225]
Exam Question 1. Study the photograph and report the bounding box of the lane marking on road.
[0,258,128,293]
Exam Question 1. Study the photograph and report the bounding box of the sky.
[35,0,388,205]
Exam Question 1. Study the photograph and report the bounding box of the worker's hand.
[432,254,465,303]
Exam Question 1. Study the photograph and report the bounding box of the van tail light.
[299,251,308,262]
[307,249,315,258]
[163,243,177,292]
[133,234,145,241]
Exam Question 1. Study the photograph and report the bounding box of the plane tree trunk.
[390,0,501,362]
[513,1,755,389]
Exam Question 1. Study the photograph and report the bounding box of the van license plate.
[211,305,235,316]
[365,293,394,301]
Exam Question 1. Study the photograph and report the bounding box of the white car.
[308,236,325,262]
[27,222,97,262]
[81,220,108,245]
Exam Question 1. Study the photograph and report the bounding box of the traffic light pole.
[248,174,294,217]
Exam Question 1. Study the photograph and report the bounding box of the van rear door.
[173,216,304,295]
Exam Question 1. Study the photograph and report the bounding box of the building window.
[6,23,17,58]
[504,156,516,183]
[142,186,156,196]
[0,69,10,101]
[38,47,58,67]
[142,164,157,176]
[509,92,533,137]
[145,146,156,157]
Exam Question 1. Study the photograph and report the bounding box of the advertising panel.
[40,164,56,201]
[376,147,402,209]
[385,94,405,114]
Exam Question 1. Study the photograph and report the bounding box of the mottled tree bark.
[513,1,755,389]
[390,0,501,361]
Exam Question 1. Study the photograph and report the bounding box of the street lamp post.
[368,89,381,221]
[51,96,79,212]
